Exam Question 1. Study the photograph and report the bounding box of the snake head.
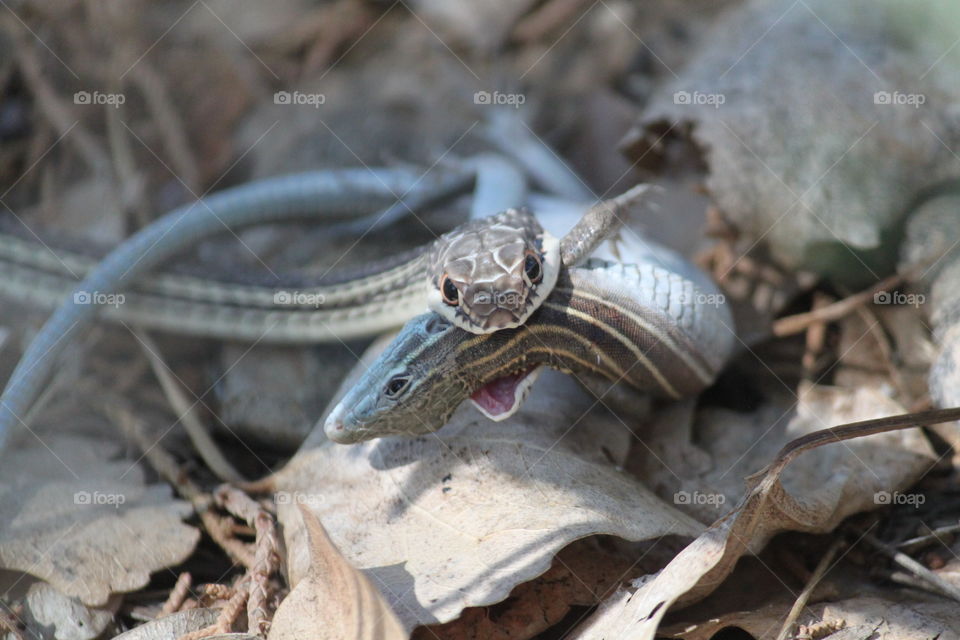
[427,209,560,333]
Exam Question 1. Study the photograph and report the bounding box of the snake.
[0,163,647,451]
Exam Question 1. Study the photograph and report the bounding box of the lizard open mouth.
[469,366,543,421]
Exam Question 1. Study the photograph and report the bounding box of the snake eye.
[440,275,460,306]
[523,252,543,284]
[384,375,410,398]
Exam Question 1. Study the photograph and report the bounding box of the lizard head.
[324,312,543,443]
[426,208,560,334]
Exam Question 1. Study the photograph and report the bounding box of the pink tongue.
[470,369,532,418]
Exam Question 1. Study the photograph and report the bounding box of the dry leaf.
[111,609,221,640]
[813,595,960,639]
[275,371,703,631]
[268,504,406,640]
[0,435,199,606]
[412,539,654,640]
[658,591,960,639]
[22,581,120,640]
[572,384,935,639]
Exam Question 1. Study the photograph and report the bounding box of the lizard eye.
[523,252,543,284]
[384,375,410,398]
[440,275,460,306]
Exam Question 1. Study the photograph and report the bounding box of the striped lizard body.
[324,256,735,443]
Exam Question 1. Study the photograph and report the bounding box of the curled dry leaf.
[0,435,199,606]
[275,372,703,631]
[573,384,935,639]
[268,504,406,640]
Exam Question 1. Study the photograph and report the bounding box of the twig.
[104,72,150,228]
[772,273,903,337]
[159,572,193,617]
[775,538,844,640]
[178,581,249,640]
[513,0,595,42]
[3,15,110,172]
[801,292,831,374]
[102,400,255,567]
[301,0,375,77]
[0,603,26,640]
[128,59,201,193]
[886,569,958,599]
[199,583,236,607]
[215,486,280,636]
[748,407,960,485]
[897,522,960,553]
[852,302,903,389]
[132,328,244,483]
[859,530,960,602]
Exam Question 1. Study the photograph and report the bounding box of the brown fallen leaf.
[668,591,960,640]
[276,371,702,631]
[0,435,199,607]
[268,504,406,640]
[572,388,944,639]
[112,609,221,640]
[412,539,654,640]
[813,594,960,639]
